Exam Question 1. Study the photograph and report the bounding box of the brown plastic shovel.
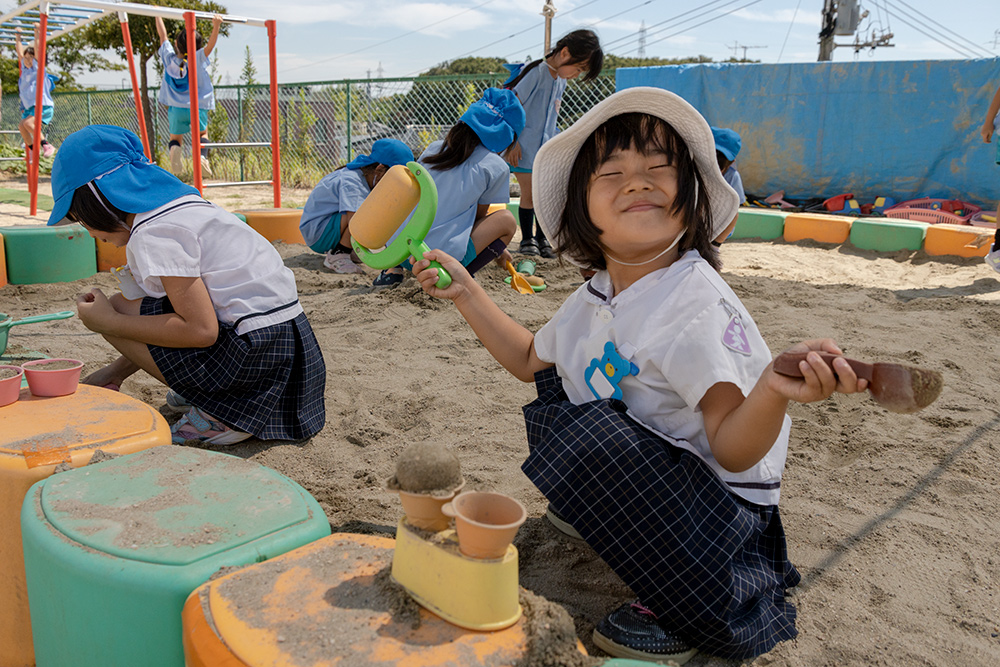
[773,351,943,414]
[505,261,535,295]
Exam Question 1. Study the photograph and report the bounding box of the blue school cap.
[48,124,199,226]
[711,126,742,162]
[344,138,414,170]
[459,88,526,153]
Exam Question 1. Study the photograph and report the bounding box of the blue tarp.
[617,59,1000,207]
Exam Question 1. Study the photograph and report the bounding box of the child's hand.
[412,249,472,301]
[504,142,522,166]
[765,339,868,404]
[982,121,994,144]
[495,248,514,268]
[212,14,223,30]
[76,288,116,332]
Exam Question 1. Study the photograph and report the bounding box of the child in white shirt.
[412,88,867,664]
[49,125,326,445]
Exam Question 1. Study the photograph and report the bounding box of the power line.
[626,0,764,54]
[880,0,984,59]
[283,0,499,73]
[883,0,995,57]
[776,0,803,63]
[601,0,735,51]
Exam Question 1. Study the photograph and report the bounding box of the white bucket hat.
[533,87,740,267]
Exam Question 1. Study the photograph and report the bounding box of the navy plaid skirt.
[141,297,326,441]
[521,368,800,660]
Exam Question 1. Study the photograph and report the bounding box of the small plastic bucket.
[397,480,465,533]
[442,492,526,559]
[0,365,24,407]
[21,359,84,397]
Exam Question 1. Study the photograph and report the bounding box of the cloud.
[731,8,820,27]
[231,0,492,34]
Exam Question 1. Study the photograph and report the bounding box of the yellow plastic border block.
[848,218,928,252]
[0,385,170,667]
[96,237,127,273]
[732,208,788,240]
[783,213,853,244]
[924,223,992,258]
[0,231,7,289]
[487,203,507,215]
[182,532,573,667]
[237,209,306,244]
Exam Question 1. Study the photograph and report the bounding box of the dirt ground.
[2,172,999,665]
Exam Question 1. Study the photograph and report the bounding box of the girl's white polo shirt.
[126,195,303,335]
[533,250,790,506]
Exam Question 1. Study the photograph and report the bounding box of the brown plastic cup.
[397,480,465,532]
[441,491,526,559]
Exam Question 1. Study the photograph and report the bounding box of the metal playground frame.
[0,0,282,217]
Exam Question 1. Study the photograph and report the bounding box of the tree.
[80,0,229,159]
[421,57,506,77]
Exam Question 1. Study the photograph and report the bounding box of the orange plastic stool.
[0,385,170,667]
[183,533,579,667]
[783,213,853,244]
[95,237,127,272]
[237,209,306,245]
[923,223,992,258]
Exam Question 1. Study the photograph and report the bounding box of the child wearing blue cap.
[155,14,223,176]
[980,81,1000,271]
[15,25,58,160]
[373,87,526,286]
[712,126,745,206]
[52,125,326,446]
[503,29,604,258]
[300,138,414,273]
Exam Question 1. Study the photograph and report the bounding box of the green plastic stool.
[848,217,928,252]
[21,445,331,667]
[0,224,96,284]
[732,209,788,240]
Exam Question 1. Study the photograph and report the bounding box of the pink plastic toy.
[0,365,23,407]
[21,359,84,397]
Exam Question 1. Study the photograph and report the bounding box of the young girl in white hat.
[50,125,326,446]
[412,87,867,663]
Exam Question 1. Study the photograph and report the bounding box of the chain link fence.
[0,72,616,187]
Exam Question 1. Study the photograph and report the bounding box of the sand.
[2,174,999,665]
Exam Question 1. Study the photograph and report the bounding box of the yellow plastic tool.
[349,162,451,288]
[505,261,535,295]
[391,518,521,631]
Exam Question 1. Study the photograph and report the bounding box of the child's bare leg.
[18,117,34,146]
[88,294,168,386]
[470,209,517,268]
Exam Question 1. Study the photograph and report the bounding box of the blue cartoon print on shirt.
[584,341,640,400]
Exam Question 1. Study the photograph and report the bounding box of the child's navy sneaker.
[372,270,403,287]
[593,601,697,665]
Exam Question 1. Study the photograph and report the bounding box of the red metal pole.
[30,12,49,217]
[267,19,281,208]
[185,12,202,194]
[120,15,151,160]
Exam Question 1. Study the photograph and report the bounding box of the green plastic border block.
[0,224,96,284]
[849,217,928,252]
[732,208,788,240]
[233,212,247,223]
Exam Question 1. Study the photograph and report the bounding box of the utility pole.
[729,41,766,62]
[638,20,646,58]
[818,0,836,61]
[541,1,557,54]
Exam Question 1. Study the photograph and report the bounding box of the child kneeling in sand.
[51,125,326,445]
[300,138,413,273]
[412,88,867,664]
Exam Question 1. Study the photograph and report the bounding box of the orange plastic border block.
[0,385,170,667]
[923,223,992,258]
[237,209,306,244]
[183,533,573,667]
[486,203,507,215]
[783,213,853,244]
[0,231,7,289]
[96,237,127,273]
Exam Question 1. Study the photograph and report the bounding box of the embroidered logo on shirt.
[720,299,752,356]
[584,341,639,400]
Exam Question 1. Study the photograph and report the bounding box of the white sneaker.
[200,154,212,176]
[169,145,182,173]
[324,251,365,274]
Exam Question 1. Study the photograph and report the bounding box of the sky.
[9,0,1000,87]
